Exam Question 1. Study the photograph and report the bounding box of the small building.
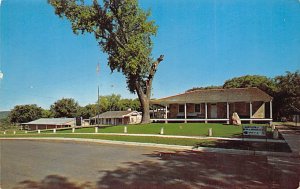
[22,118,75,130]
[150,87,273,124]
[92,110,142,125]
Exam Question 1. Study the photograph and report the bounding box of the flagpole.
[97,85,100,126]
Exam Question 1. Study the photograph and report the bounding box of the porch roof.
[92,111,140,119]
[150,87,272,105]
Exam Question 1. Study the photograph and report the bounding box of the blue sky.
[0,0,299,111]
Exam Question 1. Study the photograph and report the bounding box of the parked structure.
[150,87,273,124]
[92,110,142,125]
[21,118,75,130]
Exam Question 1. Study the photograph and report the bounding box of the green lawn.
[0,132,289,152]
[34,123,269,138]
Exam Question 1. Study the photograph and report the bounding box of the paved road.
[1,140,300,189]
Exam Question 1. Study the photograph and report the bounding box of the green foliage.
[223,75,277,95]
[77,104,97,119]
[0,111,10,119]
[9,104,43,124]
[48,0,158,93]
[97,94,141,112]
[186,86,222,92]
[274,71,300,117]
[50,98,79,118]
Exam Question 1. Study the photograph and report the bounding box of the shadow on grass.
[13,151,300,189]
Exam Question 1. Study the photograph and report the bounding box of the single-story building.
[22,118,75,130]
[91,110,142,125]
[150,87,273,124]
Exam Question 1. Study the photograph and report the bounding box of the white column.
[205,103,208,123]
[165,105,168,123]
[270,100,273,119]
[226,102,229,124]
[250,102,253,124]
[184,103,187,123]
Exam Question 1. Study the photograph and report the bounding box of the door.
[210,104,217,118]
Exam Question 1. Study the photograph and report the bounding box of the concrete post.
[160,127,164,135]
[205,103,208,123]
[72,127,75,133]
[184,103,187,123]
[95,127,98,133]
[53,129,56,133]
[38,130,41,134]
[13,131,16,135]
[3,131,6,135]
[208,128,213,137]
[271,124,275,131]
[25,131,28,134]
[124,126,127,133]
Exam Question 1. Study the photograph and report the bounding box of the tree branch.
[146,55,164,97]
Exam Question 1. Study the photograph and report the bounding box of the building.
[22,118,75,130]
[92,110,142,125]
[150,87,273,124]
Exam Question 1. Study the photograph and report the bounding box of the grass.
[40,123,270,138]
[0,133,290,152]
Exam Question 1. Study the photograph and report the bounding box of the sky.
[0,0,299,111]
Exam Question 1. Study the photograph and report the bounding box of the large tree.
[9,104,43,124]
[274,71,300,118]
[50,98,79,118]
[223,75,277,96]
[48,0,164,123]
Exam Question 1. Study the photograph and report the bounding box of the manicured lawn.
[47,123,269,138]
[0,133,289,152]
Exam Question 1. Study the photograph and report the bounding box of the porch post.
[270,100,273,119]
[165,105,168,123]
[184,103,187,123]
[249,102,253,124]
[205,103,208,123]
[226,102,229,124]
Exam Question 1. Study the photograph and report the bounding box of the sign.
[243,126,266,136]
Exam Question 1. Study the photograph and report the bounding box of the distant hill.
[0,111,10,119]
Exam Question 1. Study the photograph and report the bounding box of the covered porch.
[150,88,273,124]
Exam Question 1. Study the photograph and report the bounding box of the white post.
[38,130,41,134]
[13,131,16,135]
[165,105,168,123]
[160,127,164,135]
[227,102,229,124]
[95,127,98,133]
[249,102,253,124]
[270,100,273,119]
[124,126,127,133]
[53,129,56,133]
[184,103,187,123]
[3,131,6,135]
[205,103,208,123]
[72,127,75,133]
[25,131,28,134]
[208,128,213,137]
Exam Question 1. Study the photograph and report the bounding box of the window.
[195,104,201,113]
[179,104,185,113]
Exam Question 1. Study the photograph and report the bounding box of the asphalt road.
[1,140,300,189]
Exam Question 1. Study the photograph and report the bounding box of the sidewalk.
[277,125,300,157]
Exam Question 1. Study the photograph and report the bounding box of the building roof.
[22,118,75,125]
[93,111,141,119]
[150,87,272,104]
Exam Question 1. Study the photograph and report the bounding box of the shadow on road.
[13,151,300,189]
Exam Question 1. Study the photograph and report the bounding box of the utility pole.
[97,85,100,126]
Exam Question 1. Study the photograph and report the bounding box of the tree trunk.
[135,82,151,124]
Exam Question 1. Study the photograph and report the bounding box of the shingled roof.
[150,87,272,104]
[22,118,75,125]
[93,111,140,119]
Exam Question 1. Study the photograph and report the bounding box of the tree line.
[5,71,299,125]
[8,94,141,124]
[187,71,300,120]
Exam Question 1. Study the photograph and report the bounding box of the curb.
[0,137,296,158]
